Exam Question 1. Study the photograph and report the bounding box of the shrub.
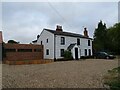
[64,50,73,60]
[104,66,120,90]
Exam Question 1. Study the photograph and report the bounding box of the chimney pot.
[56,25,62,32]
[83,27,89,37]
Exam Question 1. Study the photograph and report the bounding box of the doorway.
[75,48,78,60]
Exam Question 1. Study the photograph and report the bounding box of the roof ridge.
[44,28,92,39]
[45,28,83,35]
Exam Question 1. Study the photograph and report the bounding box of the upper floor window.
[77,38,80,45]
[88,40,91,46]
[46,39,48,43]
[61,37,65,45]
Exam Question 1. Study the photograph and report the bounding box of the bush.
[104,66,120,90]
[64,50,73,60]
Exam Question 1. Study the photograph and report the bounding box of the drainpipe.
[54,34,56,61]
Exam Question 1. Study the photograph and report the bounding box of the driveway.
[2,59,118,88]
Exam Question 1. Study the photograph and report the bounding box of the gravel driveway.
[2,59,118,88]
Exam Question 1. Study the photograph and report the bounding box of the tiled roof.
[0,31,3,44]
[44,29,92,39]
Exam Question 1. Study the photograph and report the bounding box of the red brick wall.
[3,44,43,61]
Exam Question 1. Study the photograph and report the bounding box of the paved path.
[2,59,118,88]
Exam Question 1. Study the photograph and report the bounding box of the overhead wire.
[47,1,73,28]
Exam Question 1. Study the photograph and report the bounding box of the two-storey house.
[34,25,93,60]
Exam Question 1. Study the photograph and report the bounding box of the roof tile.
[44,29,92,39]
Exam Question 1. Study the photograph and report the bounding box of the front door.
[75,48,78,60]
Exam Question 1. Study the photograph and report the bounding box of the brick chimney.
[83,27,89,37]
[56,25,63,32]
[0,31,3,44]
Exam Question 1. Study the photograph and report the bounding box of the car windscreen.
[101,52,108,55]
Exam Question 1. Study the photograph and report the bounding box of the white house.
[33,25,93,60]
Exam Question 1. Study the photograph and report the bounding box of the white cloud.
[2,2,118,43]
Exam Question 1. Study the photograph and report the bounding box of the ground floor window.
[89,49,91,56]
[85,49,87,56]
[46,49,49,55]
[60,49,64,57]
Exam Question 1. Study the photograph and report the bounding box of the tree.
[93,21,120,55]
[93,20,107,52]
[106,23,120,54]
[8,40,19,44]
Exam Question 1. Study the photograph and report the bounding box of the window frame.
[46,49,49,55]
[88,40,91,46]
[89,49,91,56]
[61,37,65,45]
[60,49,64,57]
[77,38,80,45]
[85,49,87,56]
[46,39,48,43]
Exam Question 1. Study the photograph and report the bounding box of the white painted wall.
[80,38,92,56]
[55,35,77,59]
[55,35,92,59]
[37,29,93,60]
[37,30,54,59]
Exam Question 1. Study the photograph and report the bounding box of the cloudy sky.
[1,0,119,43]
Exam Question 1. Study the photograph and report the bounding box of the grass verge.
[103,66,120,90]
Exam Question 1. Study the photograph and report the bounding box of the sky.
[1,0,119,43]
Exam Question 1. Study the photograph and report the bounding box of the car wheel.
[106,56,109,59]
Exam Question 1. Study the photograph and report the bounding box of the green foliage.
[64,50,73,60]
[104,66,120,90]
[93,21,120,54]
[8,40,19,44]
[93,20,107,52]
[106,23,120,54]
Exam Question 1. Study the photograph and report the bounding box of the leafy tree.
[106,23,120,54]
[93,21,120,55]
[93,20,107,52]
[8,40,19,44]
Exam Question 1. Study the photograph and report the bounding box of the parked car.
[94,52,116,59]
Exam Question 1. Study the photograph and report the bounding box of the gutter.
[54,34,56,61]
